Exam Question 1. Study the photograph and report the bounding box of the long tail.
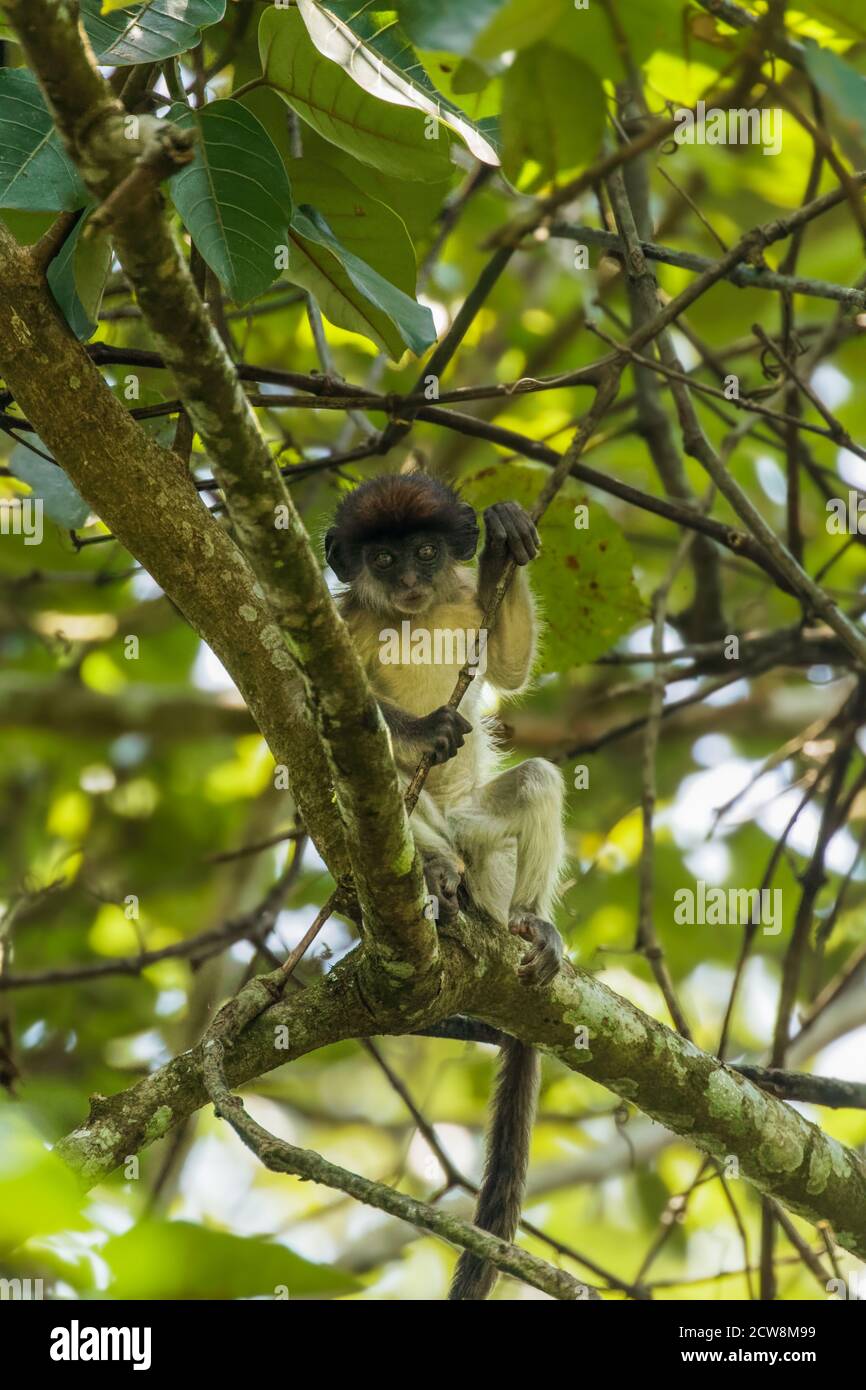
[448,1037,540,1300]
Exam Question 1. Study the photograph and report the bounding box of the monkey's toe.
[425,855,465,922]
[510,914,564,986]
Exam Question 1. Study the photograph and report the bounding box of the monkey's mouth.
[395,590,431,612]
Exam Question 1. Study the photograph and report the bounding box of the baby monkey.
[325,473,567,1298]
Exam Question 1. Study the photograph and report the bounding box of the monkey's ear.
[324,527,360,582]
[450,504,480,561]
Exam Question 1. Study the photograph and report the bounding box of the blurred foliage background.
[1,0,866,1300]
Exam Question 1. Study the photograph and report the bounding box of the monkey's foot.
[424,852,465,922]
[510,914,564,986]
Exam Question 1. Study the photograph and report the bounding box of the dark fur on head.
[325,473,479,582]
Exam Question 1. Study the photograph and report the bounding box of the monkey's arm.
[478,501,539,691]
[379,699,471,765]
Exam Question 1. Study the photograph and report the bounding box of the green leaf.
[796,2,866,40]
[0,210,55,246]
[260,7,456,183]
[549,0,685,79]
[472,0,566,60]
[397,0,508,54]
[501,43,606,189]
[46,209,112,340]
[804,41,866,136]
[459,464,644,671]
[281,124,451,242]
[80,0,226,66]
[298,0,499,164]
[287,157,417,296]
[0,1112,85,1255]
[10,438,91,530]
[167,100,292,305]
[451,59,494,96]
[288,204,435,358]
[0,70,87,212]
[103,1220,360,1299]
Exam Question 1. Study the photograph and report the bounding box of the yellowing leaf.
[459,464,644,671]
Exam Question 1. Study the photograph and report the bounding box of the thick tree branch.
[2,0,435,984]
[199,971,599,1301]
[53,918,866,1262]
[0,225,349,890]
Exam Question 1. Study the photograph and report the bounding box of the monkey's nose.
[401,571,418,588]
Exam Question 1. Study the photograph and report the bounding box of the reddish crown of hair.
[329,474,478,555]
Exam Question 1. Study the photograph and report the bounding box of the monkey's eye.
[373,551,394,570]
[417,543,437,561]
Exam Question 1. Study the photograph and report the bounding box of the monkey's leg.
[408,787,465,922]
[459,759,566,983]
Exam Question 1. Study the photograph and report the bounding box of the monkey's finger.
[455,712,473,733]
[501,518,535,564]
[516,513,541,555]
[506,535,532,565]
[506,511,540,562]
[509,919,535,943]
[484,508,507,548]
[532,954,560,986]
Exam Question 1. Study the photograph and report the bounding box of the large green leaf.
[287,157,417,296]
[459,464,644,671]
[297,0,499,164]
[260,7,456,183]
[472,0,565,60]
[10,438,91,530]
[103,1220,360,1299]
[167,100,292,305]
[80,0,226,66]
[794,2,866,39]
[0,70,87,212]
[550,0,694,78]
[501,43,607,189]
[396,0,508,54]
[287,204,435,358]
[804,42,866,136]
[0,210,55,246]
[282,124,451,242]
[46,208,113,340]
[0,1112,85,1256]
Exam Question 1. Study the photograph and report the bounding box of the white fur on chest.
[350,599,484,711]
[343,595,496,805]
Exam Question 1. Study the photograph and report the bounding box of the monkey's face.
[362,530,448,615]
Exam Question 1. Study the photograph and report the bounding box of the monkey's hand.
[411,706,472,765]
[424,850,465,922]
[483,501,540,569]
[510,914,564,986]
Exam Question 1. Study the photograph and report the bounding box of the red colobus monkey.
[325,473,566,1299]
